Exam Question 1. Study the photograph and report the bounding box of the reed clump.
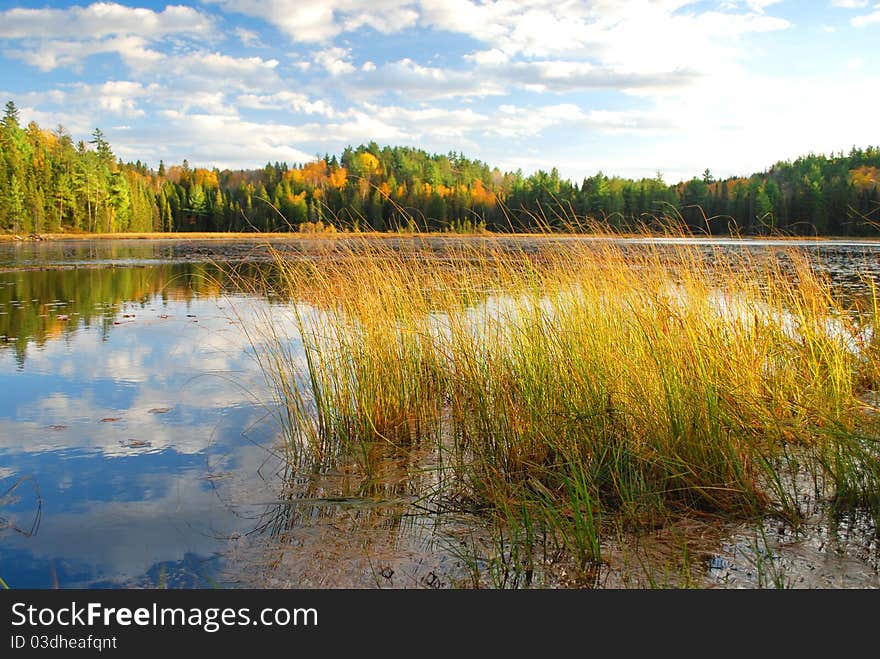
[239,230,880,576]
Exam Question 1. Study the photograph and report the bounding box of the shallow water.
[1,236,879,589]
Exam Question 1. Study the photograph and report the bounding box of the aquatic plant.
[237,225,880,584]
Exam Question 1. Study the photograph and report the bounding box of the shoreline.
[3,231,880,244]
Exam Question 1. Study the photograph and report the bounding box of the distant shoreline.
[3,231,880,244]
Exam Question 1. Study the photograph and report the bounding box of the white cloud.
[204,0,338,42]
[154,111,337,167]
[234,27,262,47]
[341,2,419,34]
[313,46,356,76]
[421,0,789,66]
[17,105,94,136]
[5,36,164,72]
[361,102,488,139]
[0,3,217,72]
[345,56,695,101]
[0,3,214,40]
[831,0,868,8]
[626,68,880,179]
[205,0,418,43]
[237,91,337,117]
[359,101,596,142]
[179,52,279,83]
[489,103,587,138]
[851,2,880,24]
[94,80,156,116]
[200,0,791,75]
[111,50,283,91]
[499,60,697,93]
[465,49,509,66]
[349,58,505,99]
[744,0,783,10]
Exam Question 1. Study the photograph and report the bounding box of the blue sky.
[0,0,878,182]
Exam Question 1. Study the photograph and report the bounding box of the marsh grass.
[232,226,880,585]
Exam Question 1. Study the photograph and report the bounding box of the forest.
[1,100,878,236]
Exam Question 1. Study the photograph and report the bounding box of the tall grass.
[235,228,880,581]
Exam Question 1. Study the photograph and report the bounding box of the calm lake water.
[1,236,879,589]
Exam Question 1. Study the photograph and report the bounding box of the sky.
[0,0,878,183]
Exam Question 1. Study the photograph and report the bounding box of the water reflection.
[2,237,880,589]
[0,258,283,588]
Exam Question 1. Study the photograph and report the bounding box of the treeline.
[1,100,879,236]
[0,260,234,364]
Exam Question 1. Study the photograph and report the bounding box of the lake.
[1,236,879,589]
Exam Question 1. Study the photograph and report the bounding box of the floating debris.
[100,417,121,423]
[47,424,68,431]
[56,314,69,321]
[148,407,171,414]
[120,439,151,449]
[202,472,233,481]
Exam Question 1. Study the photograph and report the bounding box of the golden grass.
[234,228,880,576]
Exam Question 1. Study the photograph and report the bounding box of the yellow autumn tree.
[357,152,380,178]
[851,166,879,192]
[193,168,219,188]
[328,166,348,189]
[470,179,496,207]
[301,159,328,188]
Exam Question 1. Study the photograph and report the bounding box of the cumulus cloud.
[94,81,156,116]
[493,60,697,93]
[347,58,504,100]
[343,56,696,101]
[171,52,280,88]
[205,0,418,43]
[199,0,790,72]
[236,91,337,117]
[421,0,788,66]
[152,110,349,167]
[464,49,509,66]
[313,46,356,76]
[358,101,621,142]
[0,3,217,72]
[5,35,164,72]
[242,1,790,104]
[0,2,214,40]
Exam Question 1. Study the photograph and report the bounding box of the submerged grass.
[233,227,880,585]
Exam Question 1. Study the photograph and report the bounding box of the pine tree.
[2,100,20,129]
